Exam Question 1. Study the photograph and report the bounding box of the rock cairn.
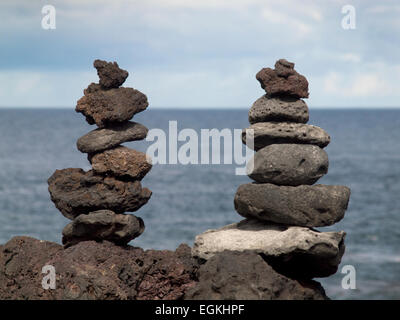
[48,60,152,247]
[192,59,351,282]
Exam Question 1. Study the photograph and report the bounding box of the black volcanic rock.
[234,183,351,227]
[242,122,331,150]
[48,168,151,220]
[249,95,309,124]
[248,144,328,185]
[185,251,328,300]
[62,210,145,247]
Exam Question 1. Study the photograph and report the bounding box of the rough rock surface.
[249,95,309,124]
[77,121,148,154]
[192,219,345,279]
[93,59,129,89]
[0,236,198,300]
[76,87,148,127]
[256,59,309,98]
[48,168,151,220]
[234,183,350,227]
[185,251,328,300]
[248,144,328,185]
[62,210,145,247]
[242,122,330,150]
[89,146,152,180]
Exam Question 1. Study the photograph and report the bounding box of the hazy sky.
[0,0,399,108]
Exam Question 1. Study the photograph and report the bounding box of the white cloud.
[322,65,400,98]
[339,53,361,63]
[261,8,312,38]
[366,5,400,14]
[0,0,399,108]
[0,70,93,107]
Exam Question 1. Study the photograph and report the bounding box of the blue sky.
[0,0,399,108]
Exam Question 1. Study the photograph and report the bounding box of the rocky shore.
[0,59,350,300]
[0,236,327,300]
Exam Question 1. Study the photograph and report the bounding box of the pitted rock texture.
[62,210,145,247]
[0,237,198,300]
[93,59,129,89]
[89,146,152,180]
[249,95,309,124]
[76,87,148,128]
[192,219,345,279]
[256,59,309,98]
[185,251,328,300]
[242,122,330,150]
[48,168,151,220]
[234,183,350,227]
[247,144,328,185]
[77,121,148,154]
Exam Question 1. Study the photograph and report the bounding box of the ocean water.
[0,108,399,300]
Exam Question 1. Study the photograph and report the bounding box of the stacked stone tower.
[193,59,351,282]
[48,60,152,247]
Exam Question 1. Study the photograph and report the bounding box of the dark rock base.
[0,236,197,300]
[185,251,328,300]
[0,237,329,300]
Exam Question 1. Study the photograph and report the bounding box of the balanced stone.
[185,251,327,300]
[247,144,328,185]
[62,210,144,247]
[249,95,309,124]
[192,219,345,278]
[234,183,350,227]
[242,122,330,150]
[48,168,151,220]
[93,59,129,89]
[89,146,152,180]
[76,86,148,127]
[77,121,148,154]
[256,59,309,98]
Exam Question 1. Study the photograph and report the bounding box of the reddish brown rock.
[93,59,129,89]
[89,146,152,180]
[76,87,148,128]
[256,59,309,98]
[62,210,145,247]
[48,168,151,220]
[0,236,198,300]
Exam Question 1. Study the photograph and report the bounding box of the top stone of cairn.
[256,59,309,98]
[94,59,129,89]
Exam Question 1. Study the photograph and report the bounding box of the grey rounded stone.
[192,219,346,279]
[62,210,145,247]
[242,122,330,150]
[77,121,148,153]
[247,144,328,185]
[234,183,350,227]
[249,95,309,124]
